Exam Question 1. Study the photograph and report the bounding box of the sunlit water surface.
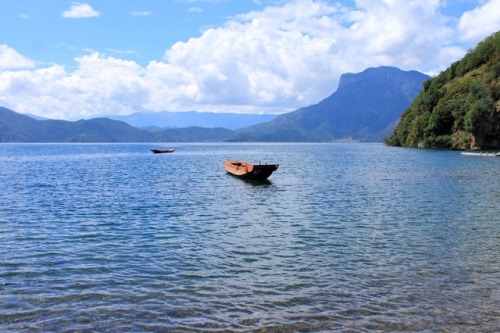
[0,143,499,332]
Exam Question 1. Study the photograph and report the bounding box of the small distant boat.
[151,149,175,154]
[225,160,279,180]
[461,151,499,157]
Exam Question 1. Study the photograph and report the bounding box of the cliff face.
[387,31,500,149]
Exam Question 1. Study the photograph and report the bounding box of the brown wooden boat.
[151,149,175,154]
[225,160,279,180]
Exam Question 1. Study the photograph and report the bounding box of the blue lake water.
[0,143,499,332]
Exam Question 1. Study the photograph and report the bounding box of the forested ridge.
[386,31,500,149]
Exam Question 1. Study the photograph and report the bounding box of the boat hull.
[151,149,175,154]
[225,160,279,180]
[461,152,499,157]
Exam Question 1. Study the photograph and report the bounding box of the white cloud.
[188,7,204,13]
[105,48,137,55]
[0,54,149,119]
[0,45,36,70]
[1,0,498,120]
[458,0,500,44]
[129,11,152,17]
[163,0,459,110]
[62,3,101,19]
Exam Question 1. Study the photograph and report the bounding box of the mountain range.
[108,111,277,130]
[0,66,429,143]
[0,108,236,142]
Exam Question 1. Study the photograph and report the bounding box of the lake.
[0,143,498,332]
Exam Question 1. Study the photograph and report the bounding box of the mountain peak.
[338,66,426,96]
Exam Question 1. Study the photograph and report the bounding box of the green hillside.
[386,31,500,149]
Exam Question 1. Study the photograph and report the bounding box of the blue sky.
[1,1,264,68]
[0,0,499,120]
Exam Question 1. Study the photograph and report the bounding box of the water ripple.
[0,143,499,332]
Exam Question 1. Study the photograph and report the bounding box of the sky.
[0,0,499,120]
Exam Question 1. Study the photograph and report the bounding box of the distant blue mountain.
[1,66,430,143]
[237,66,430,142]
[108,111,277,130]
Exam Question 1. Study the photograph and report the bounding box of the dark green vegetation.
[237,67,429,142]
[387,31,500,149]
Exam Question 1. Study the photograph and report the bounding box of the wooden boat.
[151,149,175,154]
[461,151,499,157]
[225,160,279,180]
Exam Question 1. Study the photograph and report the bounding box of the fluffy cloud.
[0,45,36,70]
[1,0,499,120]
[129,11,152,17]
[0,54,148,119]
[163,0,458,110]
[61,3,101,19]
[458,0,500,44]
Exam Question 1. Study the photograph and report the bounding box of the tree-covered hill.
[386,31,500,149]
